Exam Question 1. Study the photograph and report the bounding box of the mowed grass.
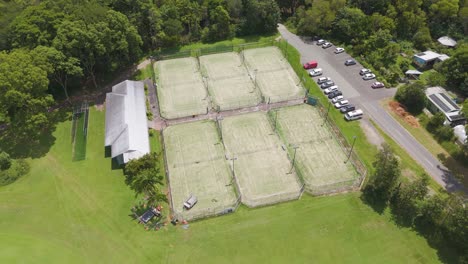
[0,109,442,263]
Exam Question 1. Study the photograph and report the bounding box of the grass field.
[155,57,209,119]
[221,112,302,207]
[0,108,442,263]
[200,52,261,110]
[163,121,238,220]
[243,46,305,103]
[274,105,359,194]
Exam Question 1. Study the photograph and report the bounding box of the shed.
[437,36,457,47]
[405,69,423,79]
[413,51,450,69]
[105,80,150,164]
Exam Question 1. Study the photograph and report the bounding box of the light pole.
[345,136,357,164]
[321,101,331,127]
[230,157,237,177]
[273,110,278,131]
[254,69,258,89]
[289,145,299,173]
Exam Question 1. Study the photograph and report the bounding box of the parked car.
[334,47,345,54]
[331,95,344,103]
[340,105,356,113]
[328,90,343,99]
[320,81,335,89]
[371,81,385,89]
[183,194,198,210]
[362,73,376,80]
[322,42,332,49]
[344,59,356,66]
[359,68,372,75]
[316,39,326,45]
[317,77,331,84]
[324,85,339,94]
[334,100,349,108]
[344,109,364,121]
[303,60,318,69]
[309,68,323,77]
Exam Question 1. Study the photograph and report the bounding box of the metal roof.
[427,93,460,113]
[437,36,457,47]
[405,70,422,75]
[105,80,150,163]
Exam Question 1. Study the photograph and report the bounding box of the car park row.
[304,39,367,121]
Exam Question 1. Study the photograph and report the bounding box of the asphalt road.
[278,24,466,193]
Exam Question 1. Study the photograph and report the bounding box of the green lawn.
[0,108,441,263]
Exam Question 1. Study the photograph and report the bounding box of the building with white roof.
[413,51,450,68]
[425,87,466,125]
[105,80,150,164]
[437,36,457,47]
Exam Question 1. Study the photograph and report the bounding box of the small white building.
[413,51,450,68]
[437,36,457,48]
[105,80,150,164]
[425,87,466,126]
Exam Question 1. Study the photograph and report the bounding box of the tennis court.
[200,52,261,111]
[221,112,302,207]
[163,120,239,220]
[243,47,306,103]
[273,105,359,194]
[155,57,209,119]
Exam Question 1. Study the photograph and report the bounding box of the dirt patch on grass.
[388,101,420,128]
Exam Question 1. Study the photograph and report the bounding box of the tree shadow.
[437,153,468,189]
[413,223,461,264]
[0,109,69,159]
[359,190,387,215]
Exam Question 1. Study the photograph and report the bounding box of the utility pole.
[273,110,278,131]
[230,157,237,178]
[345,136,357,164]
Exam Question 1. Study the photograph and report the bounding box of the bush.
[0,159,30,186]
[435,126,454,142]
[426,112,445,133]
[394,82,427,114]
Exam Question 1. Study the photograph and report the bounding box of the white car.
[317,77,331,84]
[335,100,349,108]
[324,85,339,94]
[334,47,345,54]
[359,68,372,75]
[309,68,323,77]
[362,73,376,80]
[322,42,332,49]
[316,39,326,45]
[332,95,344,103]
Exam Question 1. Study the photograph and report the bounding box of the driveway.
[278,24,466,193]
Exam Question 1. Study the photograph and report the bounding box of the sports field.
[221,112,302,207]
[0,108,442,263]
[273,105,359,194]
[200,52,261,110]
[243,46,305,103]
[163,121,238,220]
[155,57,209,119]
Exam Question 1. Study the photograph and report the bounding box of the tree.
[242,0,281,35]
[0,150,12,171]
[438,45,468,96]
[124,153,166,205]
[332,7,369,44]
[0,49,55,141]
[426,112,445,133]
[363,144,401,204]
[296,0,346,36]
[412,26,433,50]
[390,175,429,225]
[394,81,427,114]
[202,5,234,42]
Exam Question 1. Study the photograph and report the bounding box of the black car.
[344,59,356,66]
[340,105,356,113]
[320,81,335,89]
[328,90,342,99]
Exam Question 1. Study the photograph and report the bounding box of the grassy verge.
[370,119,445,194]
[0,109,441,262]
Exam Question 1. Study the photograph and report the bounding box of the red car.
[371,81,385,89]
[303,60,318,69]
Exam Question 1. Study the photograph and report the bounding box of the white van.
[344,109,363,121]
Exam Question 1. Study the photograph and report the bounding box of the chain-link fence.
[241,184,304,208]
[175,196,242,222]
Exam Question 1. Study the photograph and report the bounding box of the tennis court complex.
[243,47,306,103]
[200,52,261,110]
[163,121,239,220]
[273,105,359,194]
[221,112,302,207]
[155,57,209,119]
